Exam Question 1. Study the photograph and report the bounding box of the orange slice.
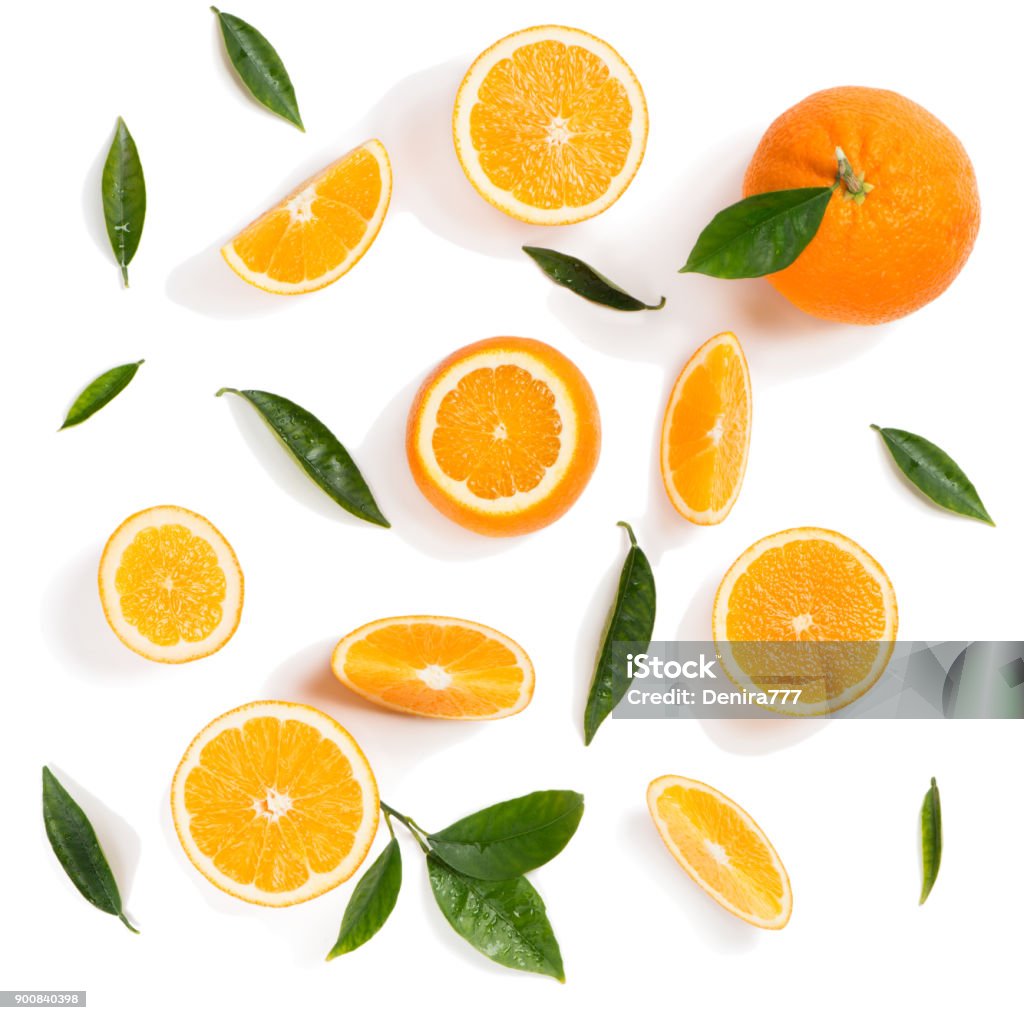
[660,332,751,525]
[647,775,792,930]
[98,505,243,663]
[331,616,534,719]
[712,528,898,714]
[171,701,378,907]
[406,337,600,536]
[221,139,391,295]
[453,25,648,224]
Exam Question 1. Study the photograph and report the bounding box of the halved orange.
[407,337,600,536]
[331,616,534,719]
[647,775,792,930]
[453,25,648,224]
[98,505,243,663]
[712,528,898,714]
[221,139,391,295]
[171,701,378,907]
[661,332,752,525]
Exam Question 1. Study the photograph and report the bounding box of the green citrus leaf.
[42,767,138,932]
[60,360,144,430]
[101,118,146,287]
[428,791,584,880]
[584,522,656,745]
[680,186,833,278]
[212,8,304,130]
[217,388,390,527]
[919,777,942,905]
[872,425,994,525]
[326,837,401,959]
[522,247,665,311]
[426,854,565,981]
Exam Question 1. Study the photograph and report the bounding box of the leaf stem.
[118,912,140,934]
[380,800,429,852]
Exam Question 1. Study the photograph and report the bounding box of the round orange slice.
[221,139,391,295]
[647,775,792,930]
[453,25,648,224]
[712,527,898,715]
[98,505,243,663]
[406,337,601,536]
[331,616,535,719]
[661,332,751,525]
[171,701,378,907]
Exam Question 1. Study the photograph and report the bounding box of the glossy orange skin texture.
[406,337,601,536]
[743,87,980,324]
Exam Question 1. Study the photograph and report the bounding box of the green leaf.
[919,777,942,905]
[584,522,656,745]
[429,791,584,880]
[217,388,390,527]
[101,118,146,287]
[42,767,138,932]
[871,425,994,525]
[522,247,665,311]
[60,360,144,430]
[426,854,564,981]
[212,8,304,130]
[327,837,401,959]
[680,186,833,278]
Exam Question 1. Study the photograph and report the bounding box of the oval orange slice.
[660,332,751,525]
[648,775,792,930]
[331,616,535,719]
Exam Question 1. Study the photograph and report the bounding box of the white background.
[4,0,1022,1015]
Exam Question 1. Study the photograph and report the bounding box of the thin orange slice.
[221,139,391,295]
[171,701,378,907]
[713,528,898,714]
[331,616,534,719]
[406,337,600,536]
[647,775,792,930]
[98,505,243,663]
[661,332,751,525]
[453,25,648,224]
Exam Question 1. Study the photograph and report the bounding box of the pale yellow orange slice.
[98,505,243,663]
[222,140,391,295]
[453,25,648,224]
[713,527,898,714]
[648,775,792,929]
[661,332,751,525]
[171,701,378,907]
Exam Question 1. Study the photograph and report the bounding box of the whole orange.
[743,86,980,324]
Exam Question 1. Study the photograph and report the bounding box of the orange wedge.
[661,332,751,525]
[171,701,378,907]
[221,139,391,295]
[98,505,243,663]
[713,528,898,714]
[331,616,534,719]
[453,25,648,224]
[647,775,792,930]
[407,337,600,536]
